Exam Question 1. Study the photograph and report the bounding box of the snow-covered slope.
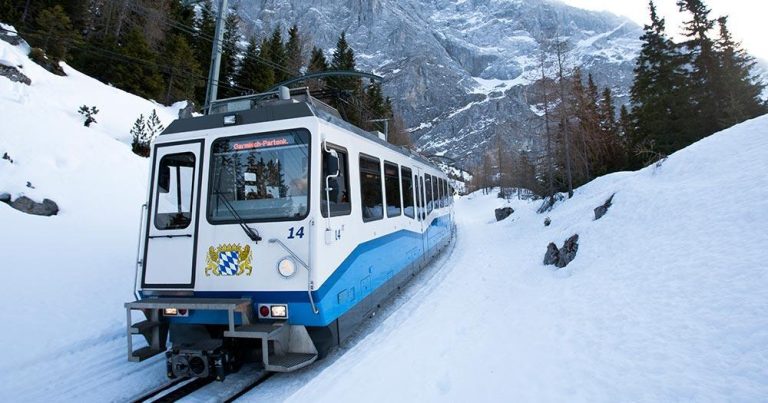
[247,116,768,402]
[2,23,767,402]
[0,29,181,382]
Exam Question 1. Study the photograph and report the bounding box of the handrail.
[268,239,319,314]
[133,203,147,301]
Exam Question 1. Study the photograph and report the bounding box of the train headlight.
[277,257,297,278]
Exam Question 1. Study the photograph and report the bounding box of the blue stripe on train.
[157,213,453,327]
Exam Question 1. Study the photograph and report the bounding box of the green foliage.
[34,5,80,61]
[77,105,99,127]
[285,24,303,79]
[306,46,328,90]
[131,109,165,158]
[108,29,164,100]
[217,11,241,98]
[163,34,202,103]
[268,26,288,84]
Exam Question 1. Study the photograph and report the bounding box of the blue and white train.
[125,87,455,380]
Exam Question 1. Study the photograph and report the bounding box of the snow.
[2,25,768,402]
[0,30,182,398]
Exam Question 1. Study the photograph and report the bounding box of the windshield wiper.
[213,159,262,243]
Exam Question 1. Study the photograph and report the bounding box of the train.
[125,87,455,380]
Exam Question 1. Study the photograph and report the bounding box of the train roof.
[160,88,441,173]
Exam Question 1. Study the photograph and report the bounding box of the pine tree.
[217,11,241,99]
[598,87,616,137]
[677,0,719,136]
[268,26,288,84]
[285,24,303,79]
[713,16,767,127]
[329,31,362,126]
[163,34,202,104]
[307,46,328,91]
[193,0,216,103]
[109,28,164,100]
[131,114,149,157]
[630,1,690,163]
[34,5,80,61]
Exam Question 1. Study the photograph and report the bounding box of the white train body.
[126,89,454,376]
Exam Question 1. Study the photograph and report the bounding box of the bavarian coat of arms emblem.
[205,244,253,276]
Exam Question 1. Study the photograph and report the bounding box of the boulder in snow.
[544,217,551,226]
[543,242,559,265]
[594,194,615,220]
[0,64,31,85]
[495,207,514,221]
[543,234,579,268]
[178,101,196,119]
[0,192,10,203]
[0,27,24,46]
[8,196,59,216]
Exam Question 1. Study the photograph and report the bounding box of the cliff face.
[233,0,643,161]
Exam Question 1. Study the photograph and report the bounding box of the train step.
[223,323,287,339]
[129,346,163,362]
[266,352,318,372]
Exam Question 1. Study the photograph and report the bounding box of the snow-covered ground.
[2,27,768,402]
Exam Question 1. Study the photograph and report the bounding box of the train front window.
[155,152,195,230]
[208,129,310,222]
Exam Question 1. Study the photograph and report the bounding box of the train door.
[142,141,203,288]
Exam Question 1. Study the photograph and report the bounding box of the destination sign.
[232,136,295,151]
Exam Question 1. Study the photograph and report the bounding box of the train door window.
[442,179,447,207]
[155,152,195,230]
[360,155,383,222]
[444,180,449,205]
[419,176,426,220]
[384,161,401,217]
[414,174,422,221]
[401,167,414,219]
[321,146,351,217]
[425,174,433,214]
[437,178,443,208]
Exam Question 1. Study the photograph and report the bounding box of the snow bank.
[0,33,181,382]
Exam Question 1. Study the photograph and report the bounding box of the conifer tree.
[268,26,288,84]
[285,24,303,79]
[598,87,616,137]
[630,1,690,163]
[34,5,80,61]
[193,0,216,103]
[109,28,164,100]
[307,46,328,91]
[163,34,202,103]
[677,0,719,136]
[217,11,241,98]
[330,31,358,91]
[713,16,767,127]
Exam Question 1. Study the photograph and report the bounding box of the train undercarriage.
[125,298,329,381]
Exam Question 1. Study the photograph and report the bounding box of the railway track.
[130,368,273,403]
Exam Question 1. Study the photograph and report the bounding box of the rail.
[133,203,147,301]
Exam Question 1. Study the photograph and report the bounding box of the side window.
[360,155,383,222]
[425,174,433,214]
[401,167,414,219]
[321,147,351,217]
[155,152,195,230]
[384,161,402,217]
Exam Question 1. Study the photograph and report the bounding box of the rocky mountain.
[232,0,644,164]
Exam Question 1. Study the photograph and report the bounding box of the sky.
[560,0,768,61]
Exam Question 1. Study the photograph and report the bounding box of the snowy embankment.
[0,27,181,391]
[249,117,768,402]
[1,22,767,402]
